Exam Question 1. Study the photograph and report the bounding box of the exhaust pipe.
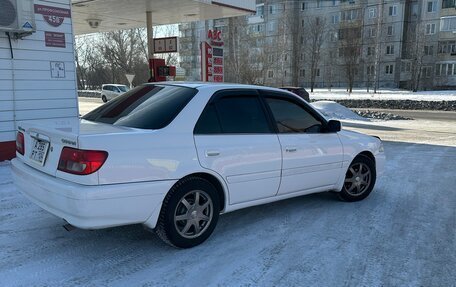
[63,221,77,232]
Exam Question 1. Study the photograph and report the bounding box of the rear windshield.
[83,85,197,129]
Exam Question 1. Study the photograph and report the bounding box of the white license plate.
[30,139,50,166]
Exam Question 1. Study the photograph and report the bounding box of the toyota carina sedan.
[12,83,385,248]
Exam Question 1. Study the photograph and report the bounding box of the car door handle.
[205,150,220,157]
[285,147,297,153]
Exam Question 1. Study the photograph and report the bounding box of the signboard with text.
[201,30,224,82]
[153,37,178,53]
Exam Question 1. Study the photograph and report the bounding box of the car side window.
[265,97,323,133]
[194,103,222,134]
[103,86,109,91]
[194,96,272,134]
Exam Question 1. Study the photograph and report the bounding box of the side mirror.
[327,120,341,133]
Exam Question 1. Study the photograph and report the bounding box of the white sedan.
[12,83,385,248]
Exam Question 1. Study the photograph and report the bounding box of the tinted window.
[102,86,109,91]
[215,96,271,134]
[266,97,322,133]
[83,85,197,129]
[194,103,222,134]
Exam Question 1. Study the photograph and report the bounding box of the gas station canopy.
[72,0,256,35]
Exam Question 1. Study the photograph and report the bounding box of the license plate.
[30,139,50,166]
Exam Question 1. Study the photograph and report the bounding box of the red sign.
[35,4,71,27]
[214,57,223,65]
[201,30,224,82]
[45,32,66,48]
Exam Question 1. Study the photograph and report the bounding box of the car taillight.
[58,147,108,175]
[16,132,25,155]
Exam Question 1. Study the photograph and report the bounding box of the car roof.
[280,86,304,90]
[143,81,288,93]
[102,84,128,87]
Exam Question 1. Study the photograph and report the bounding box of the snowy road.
[1,140,455,287]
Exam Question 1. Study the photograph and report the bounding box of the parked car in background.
[12,82,384,248]
[280,86,310,102]
[100,84,129,102]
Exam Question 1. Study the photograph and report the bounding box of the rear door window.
[194,94,272,134]
[83,85,197,129]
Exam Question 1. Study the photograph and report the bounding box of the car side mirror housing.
[327,120,341,133]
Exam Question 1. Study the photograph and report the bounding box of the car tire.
[155,177,220,248]
[101,95,107,103]
[338,154,376,202]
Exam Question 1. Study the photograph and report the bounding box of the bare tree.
[408,22,427,92]
[372,0,385,93]
[340,27,362,93]
[304,16,326,92]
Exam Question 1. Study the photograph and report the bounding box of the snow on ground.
[1,141,455,287]
[310,88,456,101]
[311,101,369,121]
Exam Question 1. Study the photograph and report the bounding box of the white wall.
[0,0,78,143]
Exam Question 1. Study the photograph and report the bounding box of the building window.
[341,9,361,22]
[427,1,437,12]
[268,21,277,32]
[401,61,411,73]
[447,63,454,75]
[385,64,394,74]
[300,69,305,77]
[284,54,288,61]
[367,46,375,56]
[301,2,307,11]
[438,41,456,54]
[332,0,337,6]
[300,53,304,61]
[316,0,321,9]
[426,23,436,34]
[301,19,305,27]
[269,5,276,14]
[268,54,274,63]
[368,8,377,19]
[440,16,456,32]
[424,45,434,55]
[435,63,456,76]
[387,25,394,36]
[442,0,456,9]
[386,45,395,55]
[369,27,377,37]
[389,5,397,16]
[367,65,375,76]
[316,68,320,77]
[268,70,274,78]
[422,66,432,78]
[256,5,264,16]
[284,70,287,77]
[332,14,340,24]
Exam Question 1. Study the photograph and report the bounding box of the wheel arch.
[179,172,228,212]
[356,150,376,166]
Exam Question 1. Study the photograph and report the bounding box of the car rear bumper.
[11,158,175,229]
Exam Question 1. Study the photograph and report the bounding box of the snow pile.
[310,88,456,101]
[354,110,413,121]
[311,101,368,121]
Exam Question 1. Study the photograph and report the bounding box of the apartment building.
[179,0,456,90]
